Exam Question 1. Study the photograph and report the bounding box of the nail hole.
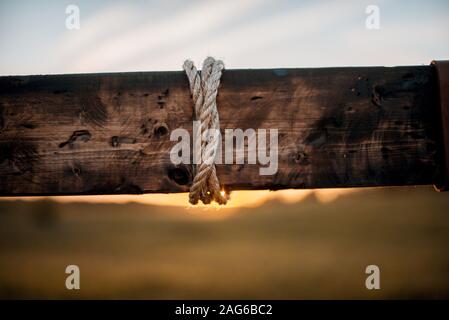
[168,166,191,185]
[72,167,81,176]
[154,123,169,137]
[111,136,119,147]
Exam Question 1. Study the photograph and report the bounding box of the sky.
[0,0,448,207]
[0,0,448,76]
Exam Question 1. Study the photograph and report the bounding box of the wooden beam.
[0,65,442,196]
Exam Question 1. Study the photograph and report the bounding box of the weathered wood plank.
[0,66,441,196]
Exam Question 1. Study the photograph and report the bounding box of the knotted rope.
[183,57,228,205]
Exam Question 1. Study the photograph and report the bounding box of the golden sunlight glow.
[3,189,359,209]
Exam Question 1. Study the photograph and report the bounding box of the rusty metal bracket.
[432,60,449,191]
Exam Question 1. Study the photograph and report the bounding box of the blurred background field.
[1,186,448,299]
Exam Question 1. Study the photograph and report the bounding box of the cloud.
[62,0,266,73]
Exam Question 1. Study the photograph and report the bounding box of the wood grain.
[0,66,441,196]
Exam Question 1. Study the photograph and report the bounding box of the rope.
[183,57,228,205]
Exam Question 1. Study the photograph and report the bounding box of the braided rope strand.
[183,57,228,205]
